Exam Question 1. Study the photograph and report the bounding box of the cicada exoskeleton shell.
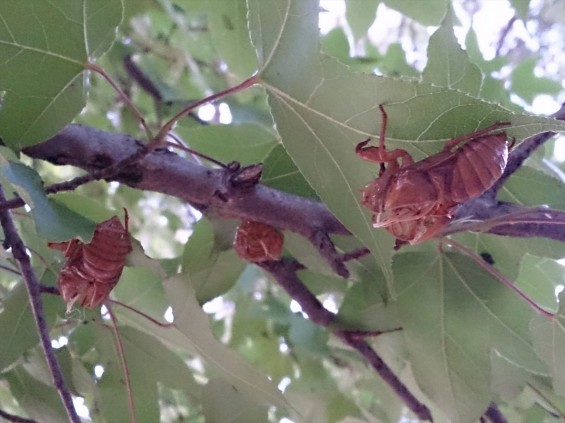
[49,212,132,312]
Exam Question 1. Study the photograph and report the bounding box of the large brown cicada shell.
[356,105,511,247]
[48,211,132,312]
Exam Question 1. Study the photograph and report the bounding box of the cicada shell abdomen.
[450,132,509,202]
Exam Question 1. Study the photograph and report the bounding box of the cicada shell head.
[385,214,450,245]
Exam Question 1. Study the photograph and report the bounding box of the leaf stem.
[443,239,555,317]
[87,63,154,141]
[0,185,81,423]
[105,303,137,423]
[153,75,260,145]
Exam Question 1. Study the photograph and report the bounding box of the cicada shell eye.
[234,220,284,262]
[361,178,391,213]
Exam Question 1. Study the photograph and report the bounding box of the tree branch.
[23,124,350,277]
[257,258,432,421]
[0,185,80,423]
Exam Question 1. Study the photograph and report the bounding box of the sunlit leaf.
[422,6,482,95]
[499,165,565,208]
[511,57,562,103]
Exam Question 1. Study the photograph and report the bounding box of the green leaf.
[261,144,318,198]
[168,275,291,409]
[203,377,268,422]
[337,279,396,332]
[511,57,563,104]
[393,251,546,422]
[181,218,246,303]
[531,295,565,396]
[422,6,482,95]
[119,274,293,413]
[490,351,528,401]
[176,123,277,166]
[510,0,531,20]
[49,192,118,223]
[5,366,67,423]
[94,326,159,423]
[0,283,62,372]
[112,265,170,319]
[208,0,258,78]
[499,166,565,208]
[345,0,380,40]
[0,0,123,147]
[380,43,419,78]
[515,254,560,313]
[454,232,565,282]
[1,161,95,241]
[248,0,565,290]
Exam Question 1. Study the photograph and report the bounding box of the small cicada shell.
[48,212,132,312]
[234,220,284,262]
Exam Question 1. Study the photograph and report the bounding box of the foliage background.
[1,0,565,422]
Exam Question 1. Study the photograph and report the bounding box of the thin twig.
[443,238,554,317]
[0,408,36,423]
[495,16,517,56]
[154,74,259,144]
[88,62,153,141]
[0,185,80,423]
